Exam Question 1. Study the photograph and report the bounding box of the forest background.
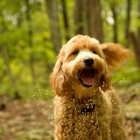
[0,0,140,139]
[0,0,140,99]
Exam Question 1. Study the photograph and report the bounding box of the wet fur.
[50,35,130,140]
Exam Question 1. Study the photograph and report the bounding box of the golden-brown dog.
[50,35,130,140]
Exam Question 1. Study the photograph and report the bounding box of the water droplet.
[32,94,35,100]
[32,94,35,98]
[49,105,53,108]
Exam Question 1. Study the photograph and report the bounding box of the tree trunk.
[0,14,20,98]
[74,0,85,35]
[61,0,70,41]
[86,0,104,43]
[45,0,62,54]
[25,0,36,85]
[125,0,131,39]
[138,0,140,47]
[1,47,15,86]
[128,32,140,74]
[0,14,14,83]
[110,3,118,43]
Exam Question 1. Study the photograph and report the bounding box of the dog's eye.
[72,51,79,55]
[91,50,97,54]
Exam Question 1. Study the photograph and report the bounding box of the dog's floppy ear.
[101,43,131,70]
[50,46,68,96]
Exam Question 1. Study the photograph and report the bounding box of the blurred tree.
[125,0,131,39]
[74,0,85,35]
[61,0,70,40]
[73,0,104,42]
[128,0,140,74]
[109,1,118,43]
[45,0,62,54]
[0,12,14,84]
[0,0,22,98]
[86,0,104,42]
[25,0,36,85]
[138,0,140,46]
[128,32,140,74]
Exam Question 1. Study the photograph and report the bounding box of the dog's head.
[50,35,130,98]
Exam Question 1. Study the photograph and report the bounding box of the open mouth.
[78,69,95,87]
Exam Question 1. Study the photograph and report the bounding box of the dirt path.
[0,92,140,140]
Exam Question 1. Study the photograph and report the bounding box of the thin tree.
[25,0,36,85]
[110,2,118,43]
[61,0,70,41]
[0,12,20,99]
[45,0,62,54]
[74,0,85,35]
[125,0,131,39]
[138,0,140,47]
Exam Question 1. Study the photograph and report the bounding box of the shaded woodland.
[0,0,140,140]
[0,0,140,97]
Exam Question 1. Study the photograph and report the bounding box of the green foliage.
[0,0,139,99]
[0,0,56,98]
[111,58,139,87]
[129,83,140,91]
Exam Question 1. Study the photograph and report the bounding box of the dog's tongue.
[80,69,95,86]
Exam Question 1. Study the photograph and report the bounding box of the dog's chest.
[61,98,101,139]
[55,95,111,140]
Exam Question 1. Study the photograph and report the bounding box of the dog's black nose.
[84,57,94,67]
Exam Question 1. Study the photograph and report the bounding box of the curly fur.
[50,35,130,140]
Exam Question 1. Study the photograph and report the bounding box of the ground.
[0,96,54,140]
[0,88,140,140]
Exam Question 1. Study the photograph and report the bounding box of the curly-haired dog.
[50,35,130,140]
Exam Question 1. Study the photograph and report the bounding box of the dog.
[50,35,130,140]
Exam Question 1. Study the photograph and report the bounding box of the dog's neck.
[64,89,99,114]
[81,102,96,114]
[70,84,99,99]
[63,82,110,114]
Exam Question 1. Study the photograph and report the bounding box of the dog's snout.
[84,57,94,67]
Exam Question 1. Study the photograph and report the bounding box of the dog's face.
[50,35,130,98]
[62,35,106,88]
